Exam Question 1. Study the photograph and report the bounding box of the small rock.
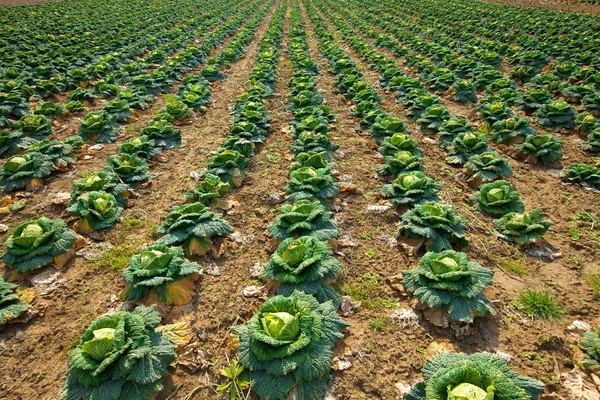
[332,356,352,371]
[249,261,263,278]
[423,137,437,144]
[29,267,65,295]
[88,144,105,151]
[367,205,390,213]
[190,171,200,181]
[390,308,419,328]
[338,232,357,247]
[106,294,120,311]
[331,204,343,213]
[268,192,286,204]
[340,174,353,182]
[394,382,412,397]
[77,242,114,261]
[0,224,8,233]
[568,320,591,332]
[82,155,94,160]
[495,351,512,363]
[340,295,360,316]
[524,245,561,260]
[379,234,397,249]
[203,262,220,276]
[546,169,562,177]
[52,191,71,205]
[243,285,265,297]
[334,150,345,159]
[230,231,255,245]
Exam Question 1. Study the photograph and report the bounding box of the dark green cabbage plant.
[403,250,494,323]
[236,291,348,400]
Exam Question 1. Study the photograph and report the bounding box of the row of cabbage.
[234,2,349,399]
[302,0,550,398]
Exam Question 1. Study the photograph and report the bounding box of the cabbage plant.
[437,118,475,150]
[139,120,182,150]
[2,217,77,273]
[403,250,494,323]
[291,132,339,158]
[123,244,202,305]
[514,134,563,163]
[397,202,468,251]
[582,327,600,371]
[67,191,123,232]
[574,113,599,135]
[70,171,130,208]
[489,117,535,145]
[184,173,230,207]
[380,171,441,207]
[236,291,348,400]
[14,114,53,139]
[534,100,576,129]
[377,151,424,176]
[446,131,489,165]
[26,138,81,169]
[583,128,600,153]
[118,135,161,159]
[0,153,54,192]
[478,101,512,124]
[268,200,339,240]
[105,154,154,187]
[157,203,232,256]
[61,305,177,400]
[379,132,422,157]
[0,277,31,326]
[465,151,512,183]
[163,99,192,122]
[370,115,407,141]
[416,105,451,133]
[494,208,551,244]
[262,236,342,306]
[204,149,250,188]
[79,110,120,143]
[471,180,524,216]
[405,352,544,400]
[285,167,339,202]
[561,163,600,185]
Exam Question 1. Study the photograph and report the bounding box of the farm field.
[0,0,600,399]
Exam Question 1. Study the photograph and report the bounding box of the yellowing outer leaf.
[25,178,44,192]
[156,320,192,350]
[53,249,75,269]
[76,218,94,234]
[19,288,36,303]
[161,274,198,305]
[186,237,212,256]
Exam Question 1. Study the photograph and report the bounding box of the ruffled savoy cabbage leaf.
[268,200,339,241]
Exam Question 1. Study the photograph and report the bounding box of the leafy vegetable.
[139,119,182,150]
[70,171,130,208]
[105,154,154,187]
[403,250,494,323]
[0,277,31,326]
[184,173,230,206]
[157,203,232,256]
[236,291,348,400]
[397,202,468,251]
[380,171,441,206]
[285,167,340,202]
[204,149,250,188]
[446,131,489,165]
[582,327,600,371]
[66,191,123,232]
[514,134,563,163]
[465,151,512,182]
[471,180,524,216]
[262,236,342,306]
[79,110,120,143]
[377,151,424,176]
[268,200,339,240]
[534,100,576,129]
[118,135,161,159]
[62,305,177,400]
[405,352,544,400]
[378,132,422,157]
[0,153,54,192]
[560,163,600,185]
[494,208,551,244]
[123,244,202,305]
[489,117,535,145]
